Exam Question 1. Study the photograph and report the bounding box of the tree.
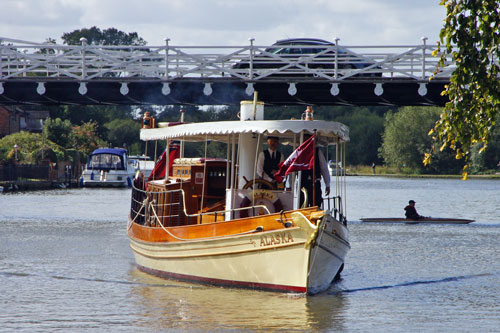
[469,114,500,173]
[334,108,385,165]
[428,0,500,179]
[104,118,141,149]
[35,38,57,55]
[49,105,135,139]
[61,26,147,46]
[0,131,65,164]
[43,118,73,148]
[71,121,107,155]
[380,107,463,174]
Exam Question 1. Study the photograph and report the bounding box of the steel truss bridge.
[0,37,453,106]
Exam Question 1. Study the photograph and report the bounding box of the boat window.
[87,154,124,170]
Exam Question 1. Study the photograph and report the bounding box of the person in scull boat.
[404,200,422,220]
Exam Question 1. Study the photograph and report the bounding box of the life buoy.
[239,188,283,218]
[242,178,275,190]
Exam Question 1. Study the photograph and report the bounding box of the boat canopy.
[140,120,349,144]
[90,148,128,157]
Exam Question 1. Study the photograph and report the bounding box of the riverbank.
[347,165,500,179]
[348,172,500,179]
[0,179,79,192]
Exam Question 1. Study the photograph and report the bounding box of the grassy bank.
[347,165,500,179]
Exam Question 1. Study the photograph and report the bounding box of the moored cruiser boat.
[128,155,155,178]
[80,148,135,187]
[127,98,350,294]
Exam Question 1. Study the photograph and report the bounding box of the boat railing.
[324,195,347,226]
[130,183,271,227]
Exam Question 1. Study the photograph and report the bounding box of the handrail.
[325,195,346,225]
[1,37,457,82]
[130,184,272,240]
[130,183,271,226]
[151,202,266,241]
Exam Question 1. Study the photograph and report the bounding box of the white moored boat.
[80,148,135,187]
[128,155,155,178]
[127,98,350,294]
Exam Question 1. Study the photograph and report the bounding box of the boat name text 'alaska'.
[260,232,294,247]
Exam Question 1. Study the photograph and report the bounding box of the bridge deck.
[0,37,451,106]
[0,78,447,106]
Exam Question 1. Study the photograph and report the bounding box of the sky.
[1,0,446,47]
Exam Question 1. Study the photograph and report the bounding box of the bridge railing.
[0,37,455,83]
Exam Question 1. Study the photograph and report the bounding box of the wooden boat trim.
[128,207,319,243]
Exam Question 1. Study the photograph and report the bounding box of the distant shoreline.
[346,172,500,179]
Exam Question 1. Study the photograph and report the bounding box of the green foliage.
[0,131,65,164]
[43,117,73,148]
[0,146,10,163]
[380,107,463,174]
[71,121,107,155]
[104,118,141,148]
[469,116,500,173]
[51,105,134,133]
[61,26,147,46]
[32,148,58,164]
[66,149,85,164]
[334,108,385,165]
[432,0,500,178]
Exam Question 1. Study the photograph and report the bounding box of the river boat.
[360,217,475,224]
[128,155,155,178]
[127,98,350,294]
[80,148,135,187]
[328,160,345,176]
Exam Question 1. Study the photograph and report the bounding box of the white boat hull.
[81,170,133,188]
[128,215,349,294]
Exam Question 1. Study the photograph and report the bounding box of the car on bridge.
[232,38,381,79]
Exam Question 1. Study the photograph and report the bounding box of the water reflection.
[128,268,348,331]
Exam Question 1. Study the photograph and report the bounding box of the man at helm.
[257,136,284,183]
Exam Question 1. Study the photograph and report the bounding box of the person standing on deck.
[257,136,284,185]
[299,135,330,208]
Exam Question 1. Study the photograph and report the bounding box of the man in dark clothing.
[404,200,421,219]
[257,136,284,183]
[299,135,330,208]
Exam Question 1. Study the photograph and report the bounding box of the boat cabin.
[86,148,128,171]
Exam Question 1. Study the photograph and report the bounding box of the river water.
[1,176,499,332]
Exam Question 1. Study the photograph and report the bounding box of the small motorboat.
[360,217,475,224]
[128,155,155,178]
[80,148,135,187]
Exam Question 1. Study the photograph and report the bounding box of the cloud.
[0,0,446,46]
